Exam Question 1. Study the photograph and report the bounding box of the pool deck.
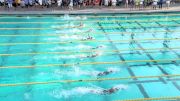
[0,4,180,14]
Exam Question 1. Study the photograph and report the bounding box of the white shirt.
[104,0,108,6]
[69,0,73,7]
[39,0,42,5]
[57,0,62,6]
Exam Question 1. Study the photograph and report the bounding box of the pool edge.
[0,9,180,15]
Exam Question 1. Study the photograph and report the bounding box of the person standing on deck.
[57,0,62,7]
[129,0,134,10]
[139,0,143,9]
[125,0,128,8]
[158,0,163,9]
[166,0,170,9]
[15,0,21,7]
[0,0,4,6]
[112,0,116,7]
[20,0,25,7]
[38,0,43,6]
[69,0,73,10]
[104,0,109,6]
[7,0,13,8]
[48,0,52,7]
[78,0,83,8]
[135,0,139,9]
[152,0,157,10]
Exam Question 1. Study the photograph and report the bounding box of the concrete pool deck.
[0,4,179,14]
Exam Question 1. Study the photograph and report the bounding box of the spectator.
[125,0,128,8]
[15,0,21,6]
[143,0,147,8]
[21,0,25,7]
[39,0,43,6]
[47,0,52,7]
[158,0,163,9]
[94,0,101,6]
[140,0,144,9]
[135,0,139,9]
[112,0,116,7]
[7,0,13,8]
[129,0,134,10]
[78,0,83,8]
[152,0,157,9]
[29,0,33,6]
[104,0,109,6]
[0,0,4,6]
[166,0,170,9]
[57,0,62,7]
[69,0,73,10]
[116,0,123,6]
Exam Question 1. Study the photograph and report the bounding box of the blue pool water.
[0,13,180,101]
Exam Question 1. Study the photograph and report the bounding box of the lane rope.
[116,96,180,101]
[0,38,179,46]
[0,58,179,69]
[0,30,180,37]
[0,47,180,56]
[0,23,179,30]
[0,74,179,87]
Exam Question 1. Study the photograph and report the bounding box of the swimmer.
[103,84,127,95]
[163,42,168,48]
[80,53,99,58]
[91,53,99,58]
[80,22,84,27]
[91,85,127,95]
[87,34,93,39]
[92,45,103,49]
[131,33,135,39]
[97,70,113,76]
[81,34,94,41]
[102,87,119,94]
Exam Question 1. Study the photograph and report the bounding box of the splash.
[50,87,103,99]
[50,84,128,99]
[113,84,128,90]
[60,35,82,40]
[76,44,92,49]
[26,16,30,19]
[53,68,99,77]
[63,14,70,20]
[62,15,82,20]
[71,28,81,33]
[81,16,87,20]
[107,67,121,72]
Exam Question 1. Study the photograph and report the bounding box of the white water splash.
[107,67,121,72]
[50,84,128,99]
[60,35,82,40]
[26,16,30,19]
[76,44,92,49]
[47,45,92,52]
[50,87,103,99]
[113,84,128,90]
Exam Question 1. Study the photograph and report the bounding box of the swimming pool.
[0,12,180,101]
